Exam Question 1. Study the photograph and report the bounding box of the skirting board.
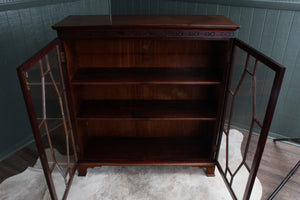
[0,135,34,161]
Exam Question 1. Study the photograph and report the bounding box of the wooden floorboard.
[240,132,300,200]
[0,135,299,200]
[0,142,38,183]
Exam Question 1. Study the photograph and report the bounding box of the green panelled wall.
[0,0,110,160]
[111,0,300,140]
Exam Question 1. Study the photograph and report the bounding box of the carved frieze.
[60,30,235,39]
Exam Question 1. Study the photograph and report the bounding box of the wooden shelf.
[81,137,211,165]
[72,67,221,85]
[77,100,217,120]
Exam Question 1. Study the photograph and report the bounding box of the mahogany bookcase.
[18,15,285,200]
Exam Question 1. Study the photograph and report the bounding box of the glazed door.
[18,39,78,200]
[215,38,285,200]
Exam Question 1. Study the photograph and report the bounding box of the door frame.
[17,38,78,200]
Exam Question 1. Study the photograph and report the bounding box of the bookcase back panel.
[78,120,216,137]
[74,85,219,100]
[74,39,228,68]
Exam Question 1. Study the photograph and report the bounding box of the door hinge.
[25,72,30,91]
[60,51,66,63]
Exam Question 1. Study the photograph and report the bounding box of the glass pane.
[230,72,253,130]
[231,159,250,200]
[42,123,67,200]
[244,122,261,169]
[255,62,276,124]
[230,46,247,92]
[246,55,257,75]
[223,71,254,198]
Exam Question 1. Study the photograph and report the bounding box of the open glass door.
[216,38,285,200]
[17,39,78,200]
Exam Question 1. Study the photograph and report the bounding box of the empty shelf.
[81,137,211,165]
[72,67,221,85]
[77,100,217,120]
